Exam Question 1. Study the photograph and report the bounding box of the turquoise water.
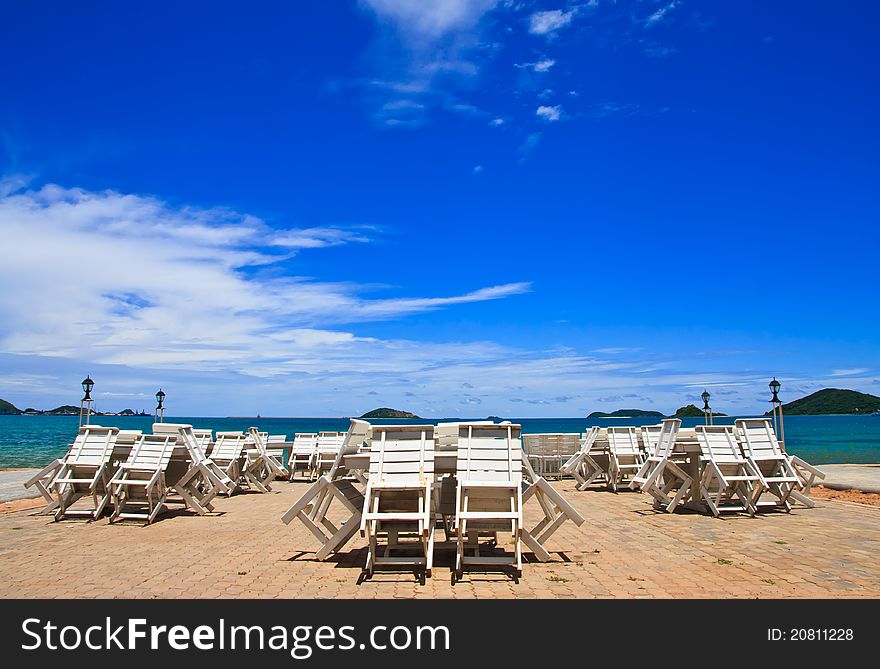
[1,414,878,468]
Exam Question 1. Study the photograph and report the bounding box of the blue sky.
[0,1,878,417]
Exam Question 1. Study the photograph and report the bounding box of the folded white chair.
[606,426,645,492]
[109,434,177,524]
[313,432,345,479]
[281,419,371,560]
[51,425,119,521]
[735,418,803,511]
[360,425,435,579]
[695,425,763,516]
[559,427,605,490]
[640,424,663,458]
[520,457,586,561]
[630,418,693,512]
[288,433,318,480]
[245,427,288,490]
[454,423,523,581]
[266,435,288,479]
[152,423,234,512]
[209,432,249,490]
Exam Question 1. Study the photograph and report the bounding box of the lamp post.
[701,389,712,426]
[155,389,166,423]
[80,375,94,427]
[769,377,785,447]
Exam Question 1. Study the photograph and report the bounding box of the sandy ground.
[811,485,880,507]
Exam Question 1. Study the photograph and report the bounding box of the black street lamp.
[769,377,781,404]
[701,389,712,425]
[81,375,94,401]
[156,389,166,422]
[79,375,95,427]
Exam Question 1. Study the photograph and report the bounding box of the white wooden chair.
[453,423,523,581]
[735,418,802,511]
[434,421,494,450]
[109,434,177,524]
[695,425,763,516]
[51,426,119,521]
[559,427,605,490]
[606,426,644,492]
[266,435,288,479]
[152,423,234,513]
[360,425,435,579]
[209,431,249,490]
[313,432,345,479]
[789,455,826,507]
[245,427,288,490]
[630,418,693,512]
[288,433,318,480]
[640,424,663,457]
[520,457,586,561]
[281,419,372,560]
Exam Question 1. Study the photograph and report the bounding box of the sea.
[0,414,878,469]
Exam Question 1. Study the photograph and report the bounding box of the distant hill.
[360,407,420,419]
[672,404,728,419]
[587,409,664,419]
[0,398,21,414]
[766,388,880,416]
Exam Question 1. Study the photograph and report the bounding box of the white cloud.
[489,117,505,126]
[472,164,484,174]
[830,368,870,377]
[529,9,576,36]
[0,181,530,375]
[536,104,562,121]
[357,1,500,125]
[644,1,680,28]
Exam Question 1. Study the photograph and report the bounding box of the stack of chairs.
[560,427,605,489]
[630,419,694,512]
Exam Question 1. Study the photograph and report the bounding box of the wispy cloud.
[830,368,870,377]
[0,179,530,375]
[528,8,577,36]
[357,0,500,126]
[642,0,680,28]
[516,57,556,72]
[536,104,562,121]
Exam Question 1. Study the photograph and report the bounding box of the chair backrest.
[654,418,682,458]
[640,424,663,456]
[457,423,522,484]
[317,432,344,452]
[247,427,271,456]
[67,426,119,466]
[695,425,743,464]
[736,418,784,459]
[580,426,600,454]
[212,432,247,460]
[291,432,318,453]
[324,419,372,478]
[193,429,213,449]
[369,425,435,485]
[115,430,143,446]
[153,422,207,462]
[125,434,177,471]
[434,421,494,450]
[607,426,640,456]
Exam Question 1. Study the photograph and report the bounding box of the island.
[1,398,149,416]
[765,388,880,416]
[0,398,21,415]
[671,404,728,419]
[359,407,421,419]
[587,409,665,419]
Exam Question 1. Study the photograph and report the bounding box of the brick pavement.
[0,479,877,599]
